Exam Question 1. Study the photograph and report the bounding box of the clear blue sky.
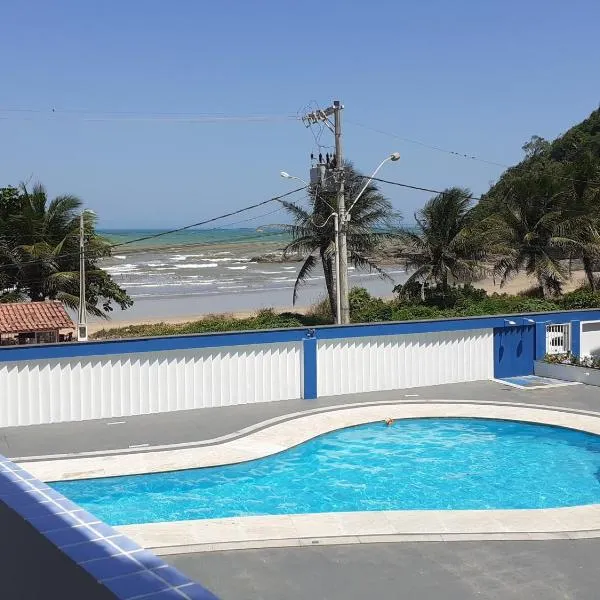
[1,0,599,229]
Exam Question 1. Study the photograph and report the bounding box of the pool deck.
[5,380,600,599]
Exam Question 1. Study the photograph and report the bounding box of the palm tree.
[560,150,600,290]
[281,165,399,320]
[396,187,489,298]
[0,183,132,315]
[485,166,575,297]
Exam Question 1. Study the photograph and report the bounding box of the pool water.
[51,418,600,526]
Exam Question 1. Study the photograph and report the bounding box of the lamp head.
[390,152,401,162]
[280,171,291,178]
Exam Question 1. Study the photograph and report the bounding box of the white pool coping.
[20,402,600,551]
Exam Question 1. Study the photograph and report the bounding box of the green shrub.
[557,289,600,310]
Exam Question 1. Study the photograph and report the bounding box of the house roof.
[0,301,75,334]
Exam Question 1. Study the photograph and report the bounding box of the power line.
[109,186,305,248]
[0,106,299,124]
[0,228,295,295]
[349,120,597,186]
[365,176,483,201]
[347,120,507,167]
[0,186,306,272]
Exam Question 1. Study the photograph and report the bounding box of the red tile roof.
[0,301,75,334]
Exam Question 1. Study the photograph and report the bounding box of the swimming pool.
[51,418,600,526]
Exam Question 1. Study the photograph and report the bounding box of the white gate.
[545,324,571,355]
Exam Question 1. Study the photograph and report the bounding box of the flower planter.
[534,360,600,387]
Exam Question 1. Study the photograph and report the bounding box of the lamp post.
[337,152,400,324]
[280,171,342,324]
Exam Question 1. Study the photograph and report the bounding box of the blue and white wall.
[1,309,599,427]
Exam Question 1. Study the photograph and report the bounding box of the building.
[0,301,75,346]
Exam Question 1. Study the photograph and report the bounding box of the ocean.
[95,229,408,324]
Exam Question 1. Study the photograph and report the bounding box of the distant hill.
[476,106,600,215]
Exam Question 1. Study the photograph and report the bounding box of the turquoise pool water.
[51,418,600,526]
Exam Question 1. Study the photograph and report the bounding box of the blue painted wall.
[493,325,535,378]
[2,310,600,398]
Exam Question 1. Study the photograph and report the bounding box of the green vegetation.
[282,163,400,320]
[0,183,132,316]
[473,107,600,294]
[396,187,491,302]
[545,353,600,370]
[91,286,600,340]
[91,308,328,340]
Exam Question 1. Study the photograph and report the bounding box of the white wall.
[580,321,600,358]
[0,342,302,427]
[317,328,493,397]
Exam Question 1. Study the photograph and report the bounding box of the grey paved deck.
[2,380,596,459]
[166,540,600,600]
[3,380,600,599]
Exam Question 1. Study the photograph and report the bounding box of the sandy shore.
[88,306,308,334]
[88,271,591,334]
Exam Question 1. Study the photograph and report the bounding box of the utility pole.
[77,212,88,342]
[301,100,349,324]
[333,100,350,324]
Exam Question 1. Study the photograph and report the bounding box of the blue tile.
[5,467,36,479]
[139,590,187,600]
[51,497,81,512]
[62,538,124,563]
[83,555,144,582]
[12,500,62,520]
[110,535,142,552]
[28,511,85,532]
[130,550,165,571]
[103,571,169,599]
[133,590,188,599]
[89,522,120,538]
[0,470,26,483]
[71,509,102,524]
[1,489,48,511]
[45,525,98,547]
[0,479,35,498]
[25,479,53,492]
[31,487,64,501]
[175,583,220,600]
[151,567,190,588]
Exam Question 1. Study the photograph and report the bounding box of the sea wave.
[174,263,218,269]
[104,264,138,273]
[226,266,248,270]
[170,254,205,261]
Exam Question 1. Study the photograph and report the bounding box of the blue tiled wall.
[0,456,218,600]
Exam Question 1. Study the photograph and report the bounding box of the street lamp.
[346,152,400,217]
[337,152,400,324]
[280,171,342,324]
[280,171,308,186]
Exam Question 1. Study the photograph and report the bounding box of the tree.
[560,149,600,290]
[0,183,133,316]
[396,187,489,300]
[281,165,399,320]
[485,165,576,297]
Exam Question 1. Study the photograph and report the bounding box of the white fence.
[317,329,493,397]
[0,342,302,427]
[580,321,600,358]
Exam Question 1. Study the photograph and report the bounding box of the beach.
[89,229,591,333]
[91,229,409,331]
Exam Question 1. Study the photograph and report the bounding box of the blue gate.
[493,325,535,378]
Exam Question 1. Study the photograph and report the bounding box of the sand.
[88,270,592,334]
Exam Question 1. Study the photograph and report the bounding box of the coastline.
[88,270,591,335]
